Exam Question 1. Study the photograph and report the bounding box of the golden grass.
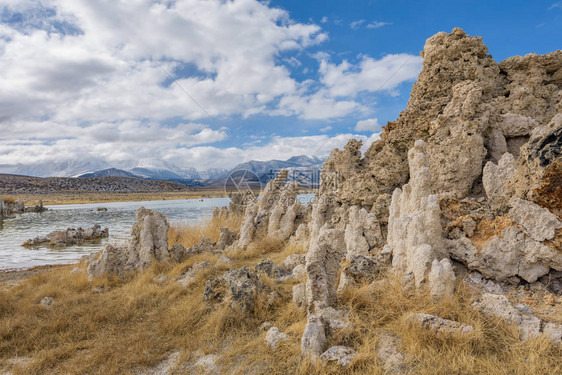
[1,215,560,374]
[1,195,17,205]
[168,213,242,248]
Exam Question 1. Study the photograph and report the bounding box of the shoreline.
[0,263,70,285]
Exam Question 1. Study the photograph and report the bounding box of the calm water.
[0,194,315,270]
[0,198,231,270]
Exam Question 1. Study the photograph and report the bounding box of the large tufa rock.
[203,266,266,312]
[483,152,517,204]
[88,208,170,278]
[508,198,562,242]
[338,255,387,294]
[448,225,562,283]
[23,225,109,247]
[385,140,453,294]
[304,226,346,311]
[236,170,305,249]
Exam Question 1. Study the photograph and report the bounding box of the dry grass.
[168,213,242,248]
[1,215,560,374]
[1,195,17,205]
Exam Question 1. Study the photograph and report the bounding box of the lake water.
[0,195,315,270]
[0,198,232,270]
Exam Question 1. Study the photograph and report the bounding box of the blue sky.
[0,0,560,172]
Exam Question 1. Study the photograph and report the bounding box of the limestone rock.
[23,225,109,247]
[543,322,562,346]
[337,255,386,294]
[255,259,282,278]
[375,332,409,374]
[508,198,562,241]
[177,261,210,287]
[344,205,383,259]
[203,266,266,312]
[473,293,541,341]
[428,259,456,299]
[483,152,517,202]
[448,226,562,283]
[293,283,306,308]
[40,296,54,307]
[283,254,305,270]
[169,243,187,263]
[264,327,288,349]
[87,208,171,278]
[320,346,356,367]
[291,264,306,281]
[301,317,326,357]
[408,313,474,335]
[387,140,450,291]
[305,226,346,311]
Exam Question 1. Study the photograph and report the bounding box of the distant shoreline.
[8,190,230,206]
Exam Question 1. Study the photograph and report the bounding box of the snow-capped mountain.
[0,155,324,187]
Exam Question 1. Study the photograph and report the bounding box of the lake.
[0,195,315,270]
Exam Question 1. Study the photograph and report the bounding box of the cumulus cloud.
[0,0,420,172]
[355,118,380,132]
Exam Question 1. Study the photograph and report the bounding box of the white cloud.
[319,53,422,97]
[320,126,332,132]
[0,0,421,172]
[350,19,365,30]
[366,21,391,29]
[355,118,380,132]
[549,2,562,10]
[320,16,328,23]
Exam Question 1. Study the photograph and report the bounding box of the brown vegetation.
[0,215,560,374]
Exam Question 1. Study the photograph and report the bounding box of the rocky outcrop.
[384,140,453,294]
[264,327,288,349]
[407,313,474,335]
[473,293,561,344]
[203,266,267,312]
[320,346,356,367]
[87,207,171,278]
[236,170,306,249]
[23,225,108,247]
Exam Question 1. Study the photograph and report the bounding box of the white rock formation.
[508,198,562,242]
[449,226,562,283]
[320,346,356,367]
[304,226,346,311]
[482,152,517,202]
[408,313,474,335]
[265,327,288,349]
[88,208,171,278]
[386,140,452,293]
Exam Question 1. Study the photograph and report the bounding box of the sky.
[0,0,561,172]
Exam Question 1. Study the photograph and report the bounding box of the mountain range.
[0,155,324,187]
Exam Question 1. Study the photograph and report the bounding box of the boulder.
[177,261,211,287]
[508,198,561,242]
[408,313,474,335]
[203,266,266,312]
[264,327,288,349]
[320,346,356,367]
[375,333,409,374]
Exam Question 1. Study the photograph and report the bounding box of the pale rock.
[216,254,233,267]
[320,346,356,367]
[387,140,449,292]
[292,264,306,281]
[305,226,346,311]
[542,323,562,346]
[473,293,541,341]
[408,313,474,335]
[344,205,383,259]
[169,244,187,262]
[215,227,237,251]
[508,198,562,241]
[88,208,171,278]
[375,332,409,374]
[255,259,281,278]
[428,258,456,298]
[292,283,306,308]
[337,255,384,294]
[482,152,517,202]
[283,254,305,270]
[259,321,273,331]
[301,317,326,357]
[265,327,288,349]
[448,227,562,283]
[177,261,210,287]
[203,266,265,312]
[40,296,54,307]
[499,113,538,137]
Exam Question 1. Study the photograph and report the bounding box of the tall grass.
[1,213,560,374]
